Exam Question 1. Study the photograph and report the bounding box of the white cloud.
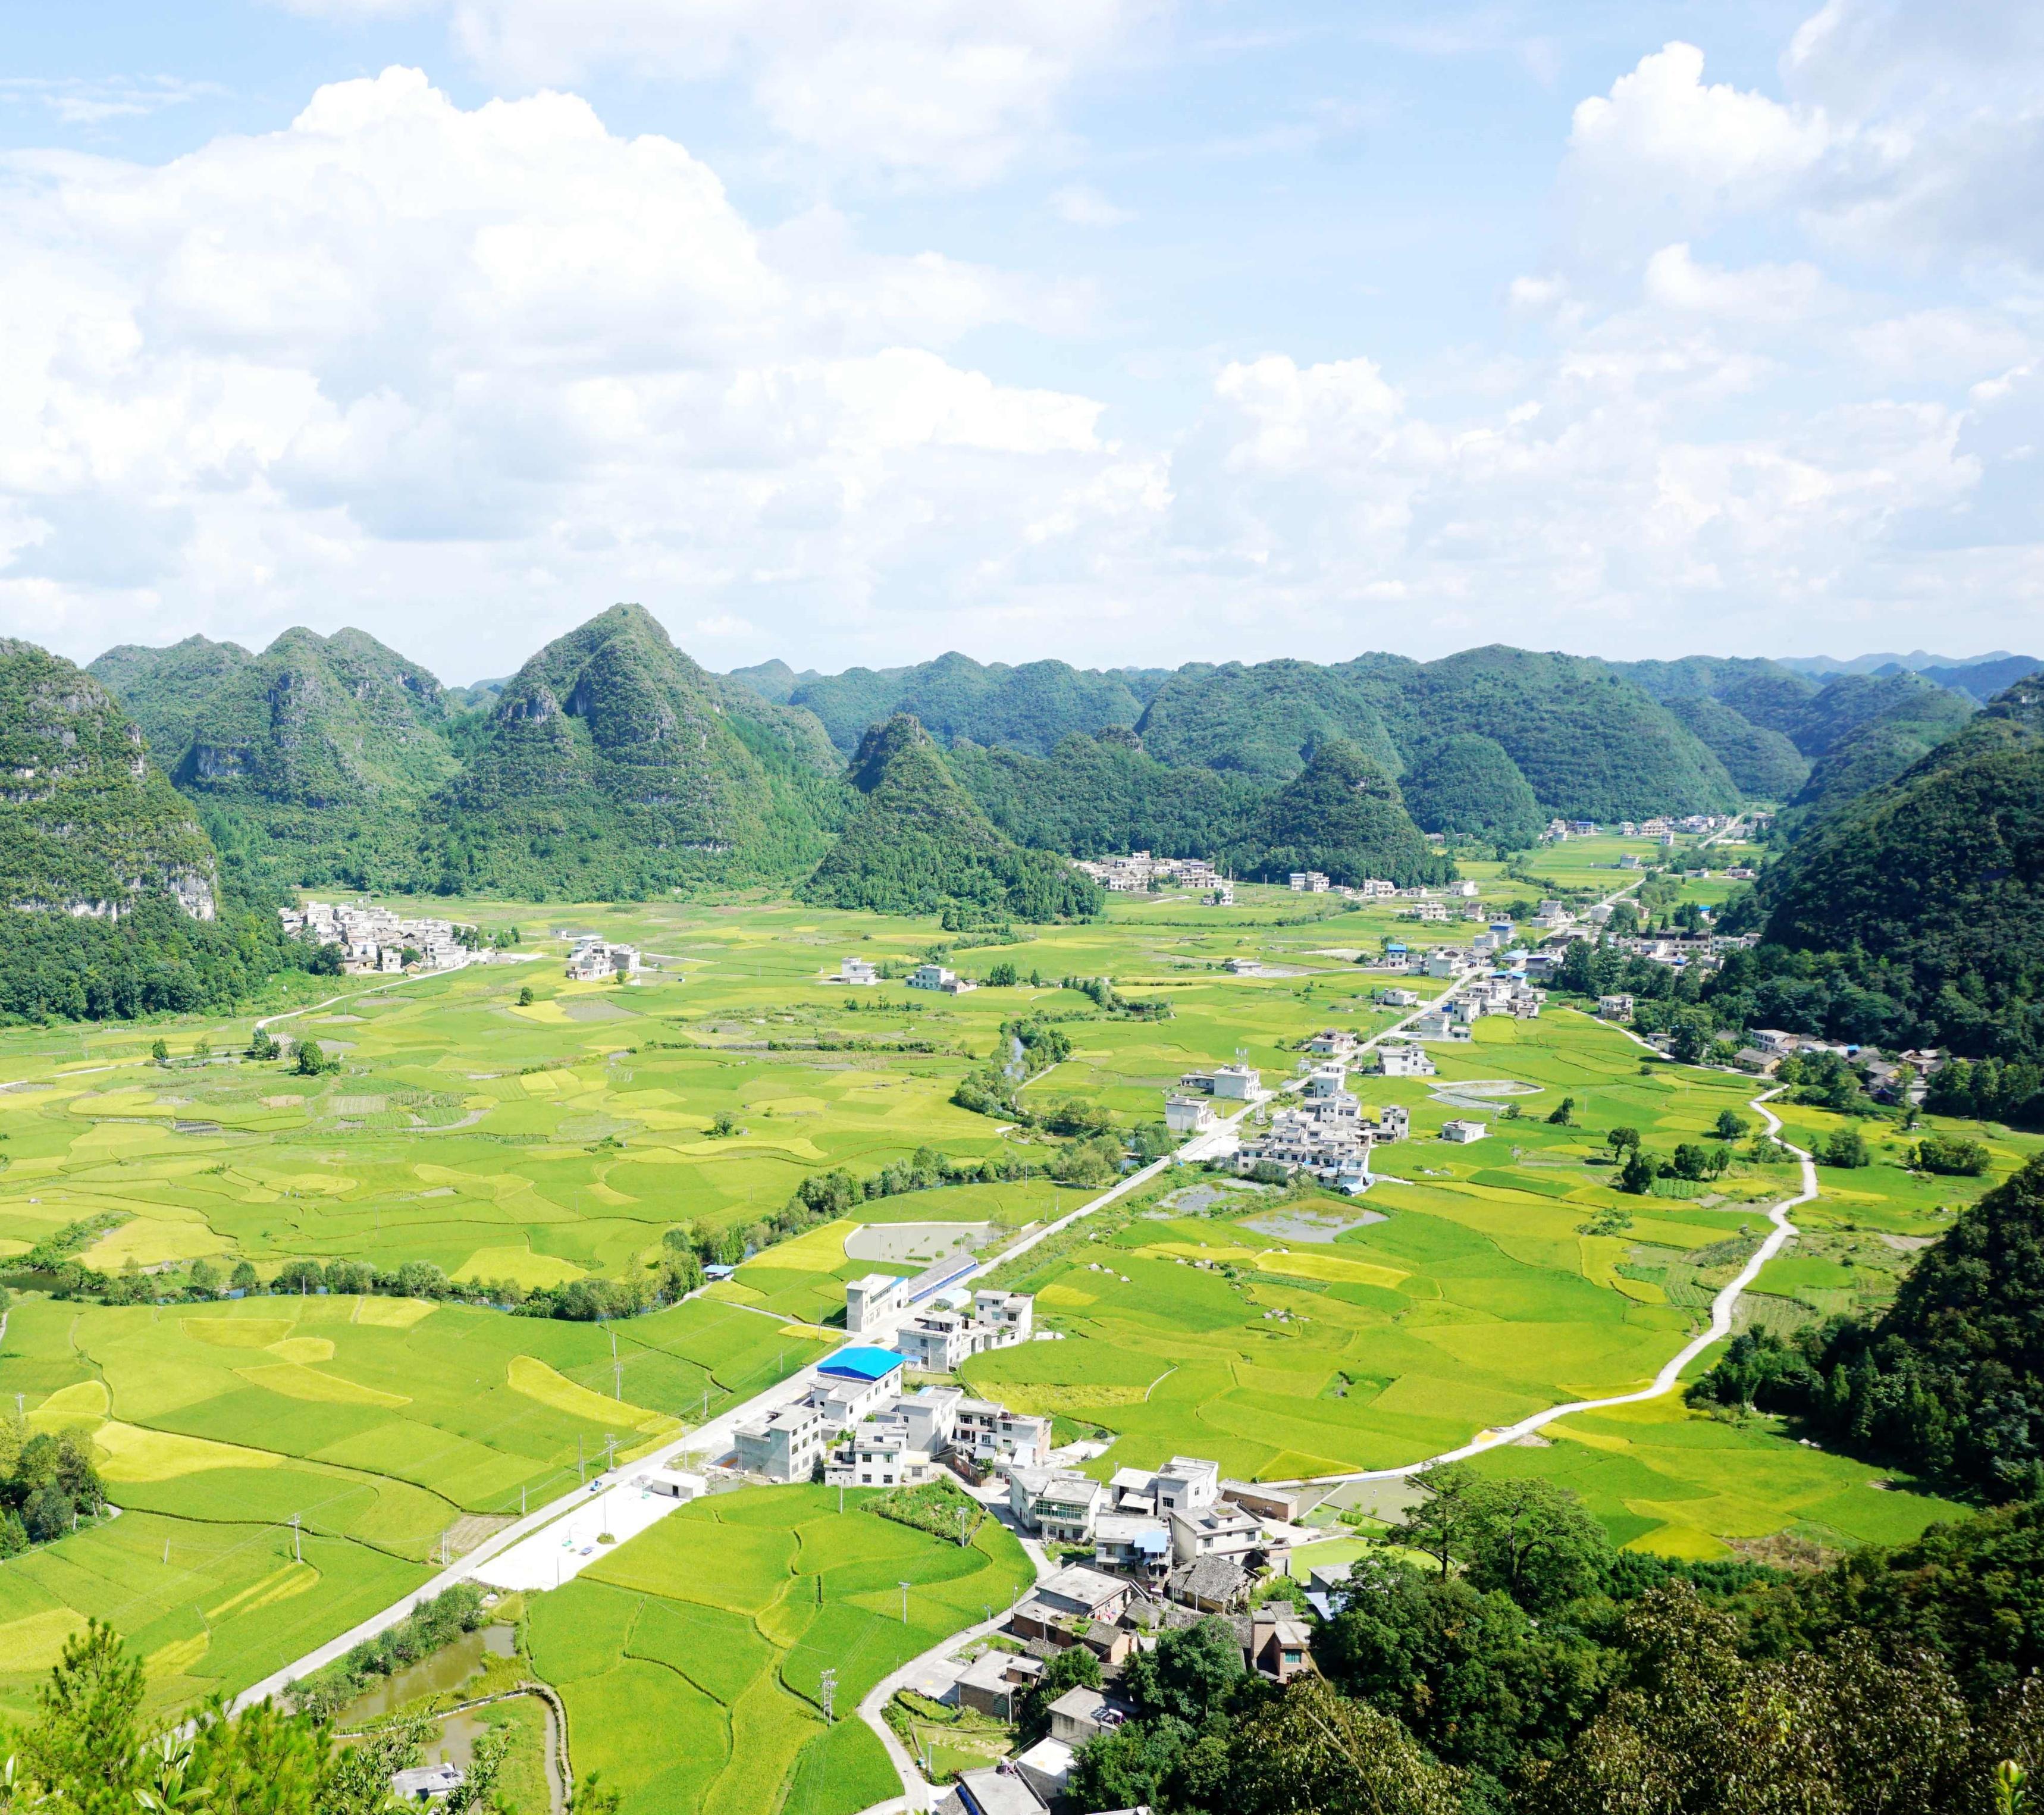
[272,0,1148,184]
[1050,183,1133,227]
[0,76,223,127]
[1642,243,1827,322]
[0,68,1146,672]
[1565,42,1830,227]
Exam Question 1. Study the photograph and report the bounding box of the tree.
[1619,1149,1660,1195]
[15,1617,146,1815]
[1914,1133,1990,1177]
[1227,1676,1463,1815]
[1670,1142,1711,1181]
[1023,1644,1102,1735]
[1121,1616,1244,1724]
[229,1260,258,1293]
[23,1481,75,1543]
[149,1039,170,1066]
[1820,1125,1871,1168]
[516,986,534,1007]
[246,1027,280,1060]
[187,1258,220,1299]
[985,962,1019,987]
[291,1040,333,1077]
[1666,1008,1716,1065]
[1457,1477,1610,1615]
[1711,1109,1751,1140]
[1387,1464,1481,1579]
[1546,1096,1576,1127]
[710,1109,738,1138]
[1606,1126,1641,1155]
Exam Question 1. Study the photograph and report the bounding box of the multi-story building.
[1010,1468,1106,1543]
[733,1402,827,1482]
[837,957,880,985]
[907,963,976,993]
[565,939,641,982]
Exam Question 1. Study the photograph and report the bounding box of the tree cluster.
[1691,1153,2044,1499]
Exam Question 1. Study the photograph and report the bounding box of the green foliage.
[1021,1643,1101,1736]
[802,716,1101,922]
[1777,671,1980,838]
[1231,738,1451,888]
[428,604,840,899]
[1399,734,1544,847]
[292,1583,488,1721]
[1135,647,1741,817]
[789,652,1153,757]
[90,626,461,894]
[1757,670,2044,1062]
[0,640,220,919]
[946,729,1263,860]
[1818,1125,1871,1168]
[1694,1153,2044,1498]
[1913,1133,1992,1177]
[868,1477,986,1546]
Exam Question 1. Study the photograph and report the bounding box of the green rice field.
[0,876,2026,1724]
[526,1482,1031,1815]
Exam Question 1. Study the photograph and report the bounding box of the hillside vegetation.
[0,641,219,920]
[1133,647,1744,819]
[801,715,1102,921]
[1398,733,1544,847]
[946,728,1262,859]
[1759,670,2044,1060]
[89,627,460,892]
[428,605,841,899]
[1230,737,1451,887]
[778,651,1165,756]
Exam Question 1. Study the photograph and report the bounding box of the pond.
[337,1623,515,1725]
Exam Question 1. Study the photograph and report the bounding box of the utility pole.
[290,1515,301,1564]
[899,1580,911,1625]
[604,1432,617,1473]
[610,1327,620,1400]
[819,1669,836,1726]
[521,1486,526,1516]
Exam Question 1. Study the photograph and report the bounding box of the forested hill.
[1231,738,1452,889]
[802,714,1101,922]
[1757,669,2044,1061]
[427,604,842,899]
[87,626,461,893]
[0,641,331,1022]
[1773,672,1979,838]
[0,640,220,920]
[757,652,1171,758]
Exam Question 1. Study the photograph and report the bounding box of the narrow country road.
[1275,1084,1813,1486]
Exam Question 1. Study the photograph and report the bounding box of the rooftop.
[818,1346,905,1383]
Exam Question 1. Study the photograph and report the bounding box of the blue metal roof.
[819,1346,904,1383]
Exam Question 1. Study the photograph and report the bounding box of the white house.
[1440,1120,1488,1144]
[1377,1044,1436,1077]
[908,963,976,993]
[838,957,880,986]
[1164,1093,1216,1134]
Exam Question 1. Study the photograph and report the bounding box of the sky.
[2,0,2040,684]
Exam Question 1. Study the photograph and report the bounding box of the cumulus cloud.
[1642,243,1829,322]
[272,0,1146,184]
[0,68,1143,671]
[1050,183,1133,227]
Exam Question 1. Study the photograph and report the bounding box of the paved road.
[222,1074,1269,1713]
[1268,1084,1813,1487]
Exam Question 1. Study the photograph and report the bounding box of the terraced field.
[526,1484,1030,1815]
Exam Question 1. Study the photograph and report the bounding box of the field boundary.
[1267,1084,1813,1487]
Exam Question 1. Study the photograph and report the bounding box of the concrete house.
[733,1403,827,1482]
[1376,1043,1437,1078]
[1440,1119,1488,1143]
[845,1273,909,1334]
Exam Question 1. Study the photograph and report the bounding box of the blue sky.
[2,0,2037,681]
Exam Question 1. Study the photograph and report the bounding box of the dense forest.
[1755,670,2044,1061]
[800,716,1102,922]
[1055,1475,2044,1815]
[1694,1152,2044,1498]
[1230,738,1453,888]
